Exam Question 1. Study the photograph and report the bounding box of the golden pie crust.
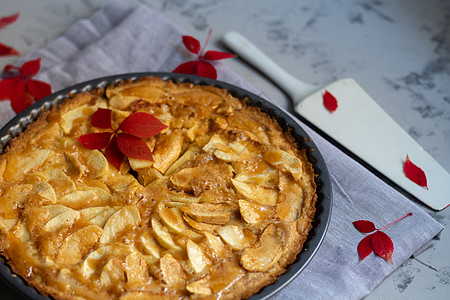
[0,77,317,299]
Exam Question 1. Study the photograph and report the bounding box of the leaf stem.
[199,29,212,58]
[377,212,413,231]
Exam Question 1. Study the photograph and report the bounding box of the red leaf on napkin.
[78,105,166,171]
[357,233,375,261]
[404,155,428,189]
[372,231,394,263]
[0,13,19,30]
[182,35,201,54]
[197,60,217,79]
[323,90,338,112]
[353,220,376,233]
[173,61,198,75]
[202,50,236,60]
[0,13,20,57]
[0,42,19,57]
[0,58,52,113]
[173,29,236,79]
[353,213,412,263]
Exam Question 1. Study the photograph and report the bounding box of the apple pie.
[0,77,317,299]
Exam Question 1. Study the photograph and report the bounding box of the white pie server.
[223,31,450,210]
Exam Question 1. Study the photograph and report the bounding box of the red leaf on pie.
[173,61,198,75]
[78,107,165,170]
[0,42,19,57]
[0,13,19,30]
[77,132,112,150]
[21,58,41,77]
[106,135,125,171]
[197,60,217,79]
[202,50,236,61]
[372,230,394,263]
[91,108,112,129]
[182,35,201,54]
[404,155,428,189]
[353,220,376,233]
[119,112,167,138]
[116,133,154,161]
[27,79,52,100]
[323,90,338,112]
[357,233,374,261]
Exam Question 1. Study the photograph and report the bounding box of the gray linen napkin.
[0,1,443,299]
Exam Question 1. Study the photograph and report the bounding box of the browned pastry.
[0,77,317,299]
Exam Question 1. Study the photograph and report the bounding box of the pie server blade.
[223,31,450,210]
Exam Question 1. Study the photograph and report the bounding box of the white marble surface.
[0,0,448,299]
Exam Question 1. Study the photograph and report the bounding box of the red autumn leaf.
[77,132,112,150]
[173,30,235,79]
[323,90,338,112]
[404,155,428,189]
[8,80,34,113]
[119,112,167,138]
[0,13,20,58]
[0,58,52,113]
[21,58,41,77]
[106,135,125,171]
[353,213,412,263]
[357,233,374,261]
[0,13,19,30]
[202,50,236,61]
[182,35,201,54]
[27,79,52,100]
[79,107,166,170]
[197,60,217,79]
[0,42,19,57]
[91,108,112,129]
[0,77,20,101]
[116,133,154,161]
[353,220,376,233]
[173,61,198,75]
[372,231,394,263]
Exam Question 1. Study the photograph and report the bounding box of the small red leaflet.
[353,212,412,263]
[0,58,52,113]
[173,29,236,80]
[353,220,376,233]
[77,105,167,171]
[323,90,338,112]
[0,13,20,57]
[357,234,375,261]
[0,13,19,30]
[119,112,168,138]
[372,231,394,263]
[404,155,428,189]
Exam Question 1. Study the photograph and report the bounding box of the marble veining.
[358,0,395,23]
[392,261,420,293]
